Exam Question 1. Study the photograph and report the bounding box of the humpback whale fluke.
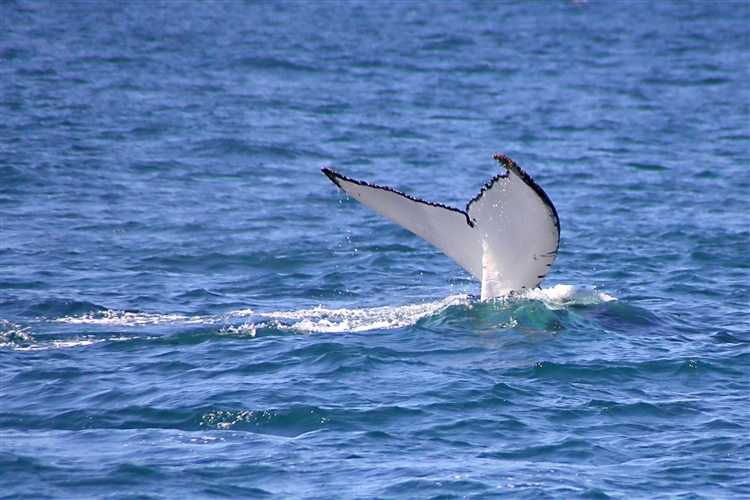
[322,154,560,300]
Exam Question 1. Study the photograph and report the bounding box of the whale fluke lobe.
[322,154,560,300]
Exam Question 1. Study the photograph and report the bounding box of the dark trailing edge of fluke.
[322,167,476,227]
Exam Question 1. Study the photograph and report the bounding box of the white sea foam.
[264,294,471,333]
[52,309,255,327]
[53,310,210,326]
[9,335,137,351]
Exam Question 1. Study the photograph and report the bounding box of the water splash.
[0,319,36,348]
[522,284,616,308]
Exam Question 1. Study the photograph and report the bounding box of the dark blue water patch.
[477,436,626,466]
[141,327,264,347]
[524,357,736,387]
[710,330,749,345]
[584,300,664,333]
[384,476,491,498]
[228,56,320,72]
[18,300,108,320]
[0,164,30,190]
[1,404,339,439]
[422,414,530,451]
[626,162,669,171]
[590,399,702,421]
[1,431,277,499]
[206,358,291,379]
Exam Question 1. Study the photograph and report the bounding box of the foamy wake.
[0,319,134,350]
[263,294,471,334]
[6,285,615,348]
[46,295,472,334]
[52,309,256,326]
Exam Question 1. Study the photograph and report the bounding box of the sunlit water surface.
[2,2,748,499]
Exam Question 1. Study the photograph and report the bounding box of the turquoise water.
[2,1,749,498]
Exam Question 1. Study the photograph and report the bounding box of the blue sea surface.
[2,1,749,498]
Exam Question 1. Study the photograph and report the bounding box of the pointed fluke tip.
[492,153,517,171]
[322,167,343,187]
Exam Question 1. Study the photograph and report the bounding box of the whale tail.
[322,154,559,300]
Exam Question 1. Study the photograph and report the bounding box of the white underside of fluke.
[323,154,560,300]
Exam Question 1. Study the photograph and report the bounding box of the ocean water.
[1,1,749,498]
